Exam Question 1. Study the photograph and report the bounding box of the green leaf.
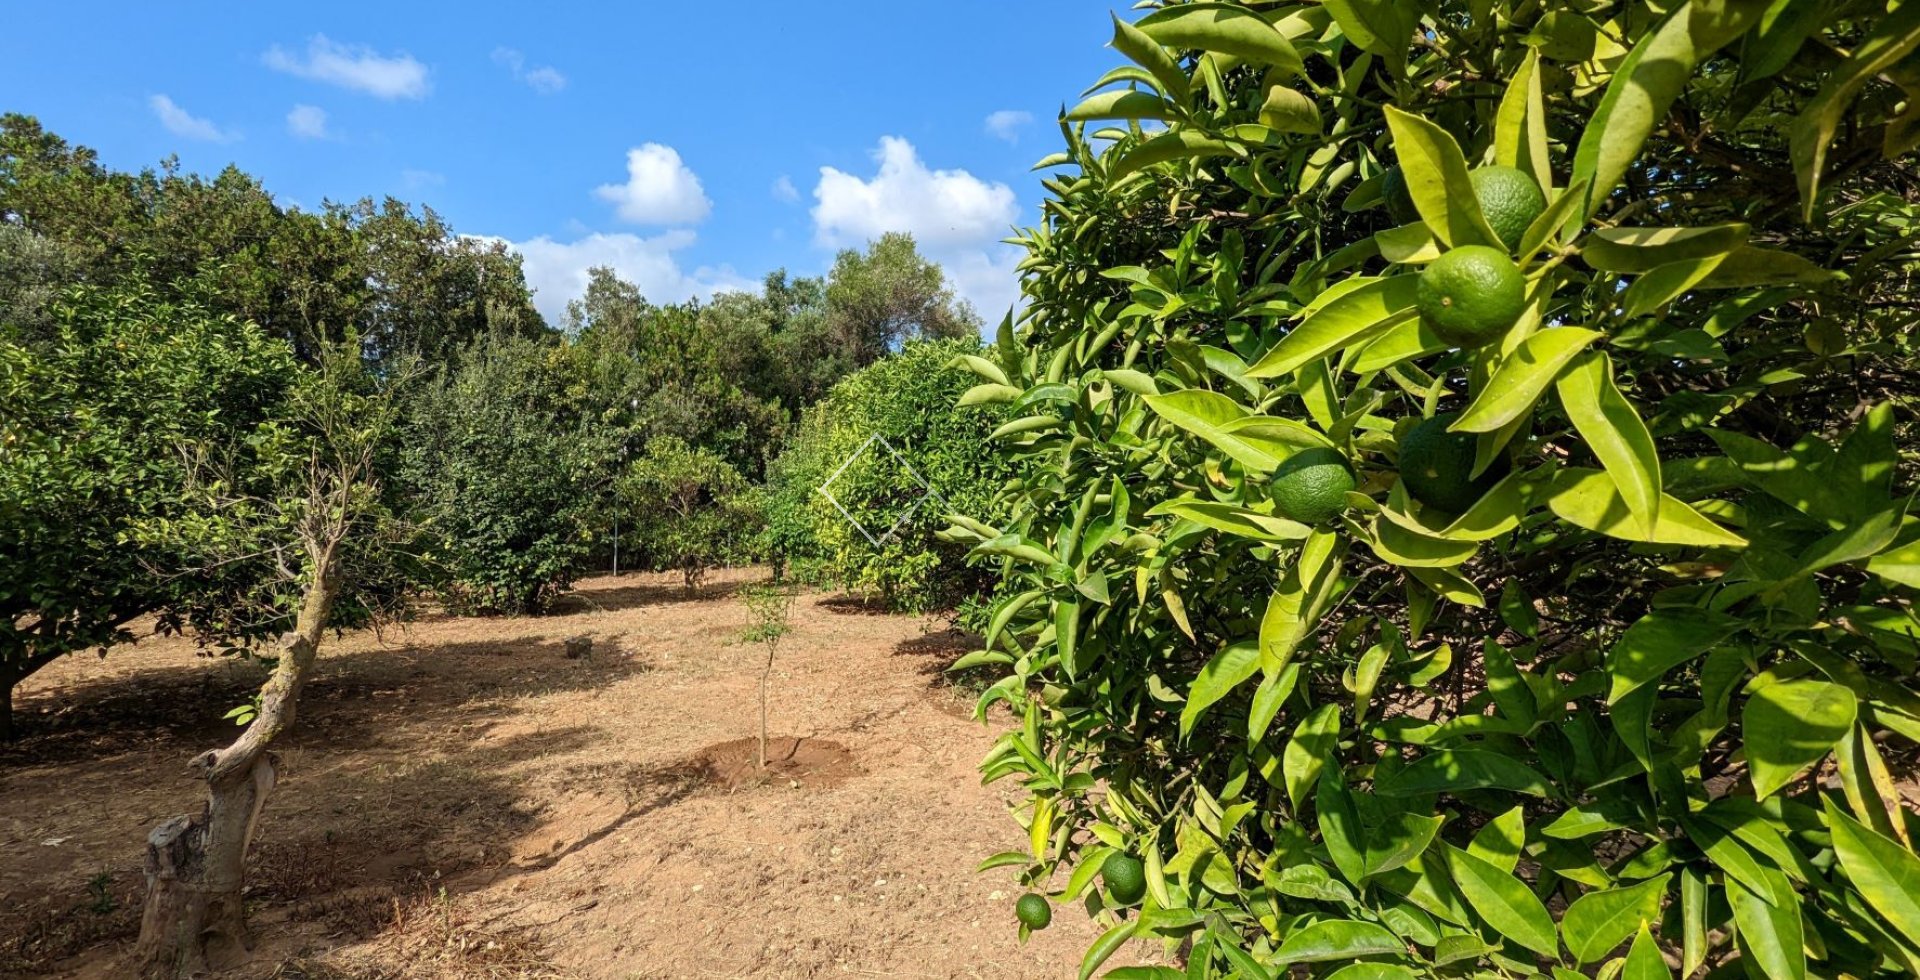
[1111,131,1244,180]
[1518,179,1590,260]
[1323,0,1416,73]
[1181,640,1262,737]
[1135,2,1305,74]
[1246,276,1421,379]
[1495,49,1551,192]
[1272,919,1406,964]
[1142,390,1282,471]
[1468,806,1525,873]
[1622,923,1673,980]
[1080,917,1145,980]
[1322,966,1419,980]
[1570,7,1699,222]
[1248,662,1299,742]
[1482,643,1537,729]
[976,851,1031,872]
[1216,937,1274,980]
[1066,90,1177,122]
[1727,871,1806,980]
[1790,3,1920,220]
[1377,750,1556,798]
[1371,513,1481,568]
[1561,874,1672,964]
[1621,255,1730,319]
[1382,106,1502,249]
[1056,594,1082,678]
[1109,13,1190,103]
[1826,798,1920,948]
[1548,468,1747,548]
[950,354,1011,386]
[1365,810,1445,879]
[1444,844,1560,957]
[1374,223,1444,265]
[1319,765,1369,886]
[1283,703,1341,810]
[1606,607,1743,704]
[1148,499,1312,543]
[1351,316,1446,372]
[1259,86,1321,134]
[1743,679,1858,799]
[1580,224,1751,273]
[960,383,1023,406]
[1694,245,1839,289]
[1405,566,1487,608]
[1453,328,1603,434]
[1689,0,1773,56]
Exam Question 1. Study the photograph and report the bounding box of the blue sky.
[0,2,1132,324]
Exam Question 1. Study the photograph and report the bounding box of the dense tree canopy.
[947,1,1920,977]
[0,113,548,363]
[0,115,983,735]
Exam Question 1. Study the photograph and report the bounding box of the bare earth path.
[0,570,1157,979]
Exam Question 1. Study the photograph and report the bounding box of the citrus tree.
[766,338,1012,611]
[944,2,1920,977]
[618,435,760,591]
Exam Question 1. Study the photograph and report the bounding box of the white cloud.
[594,144,711,225]
[149,95,238,143]
[811,136,1018,250]
[286,104,331,140]
[264,36,430,100]
[810,136,1024,320]
[490,230,752,325]
[943,246,1026,322]
[984,109,1034,143]
[401,169,445,190]
[771,174,799,203]
[492,47,567,94]
[524,66,567,94]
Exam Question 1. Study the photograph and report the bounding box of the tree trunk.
[133,566,336,979]
[1,649,63,743]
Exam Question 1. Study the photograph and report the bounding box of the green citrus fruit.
[1397,413,1511,514]
[1270,448,1357,525]
[1469,165,1547,252]
[1015,893,1052,929]
[1416,245,1527,350]
[1381,165,1419,225]
[1102,853,1147,905]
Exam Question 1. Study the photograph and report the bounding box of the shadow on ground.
[0,629,652,975]
[546,574,760,614]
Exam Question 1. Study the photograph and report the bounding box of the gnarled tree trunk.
[133,563,336,979]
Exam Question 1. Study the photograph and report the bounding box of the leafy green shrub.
[396,333,615,614]
[767,338,1012,611]
[619,435,761,591]
[0,282,303,736]
[947,4,1920,978]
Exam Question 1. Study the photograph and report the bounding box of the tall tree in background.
[0,114,548,365]
[824,232,979,367]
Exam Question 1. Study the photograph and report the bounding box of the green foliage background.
[947,2,1920,978]
[767,338,1014,612]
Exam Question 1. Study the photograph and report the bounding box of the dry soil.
[0,568,1160,979]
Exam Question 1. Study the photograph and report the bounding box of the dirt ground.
[0,569,1158,979]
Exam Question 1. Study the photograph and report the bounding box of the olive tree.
[130,347,415,978]
[946,3,1920,977]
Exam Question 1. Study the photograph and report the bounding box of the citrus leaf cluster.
[946,2,1920,977]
